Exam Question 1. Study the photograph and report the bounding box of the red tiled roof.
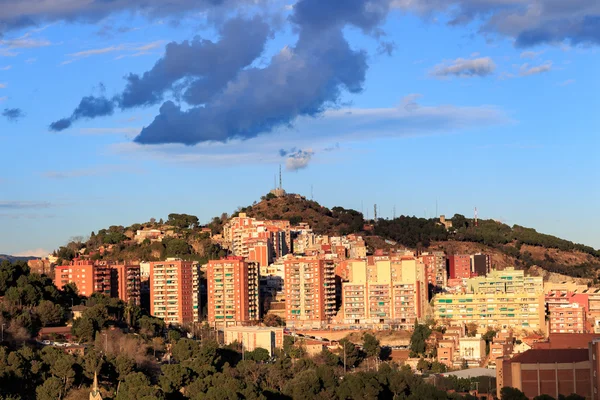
[510,348,589,364]
[532,333,600,350]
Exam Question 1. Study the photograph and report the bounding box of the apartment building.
[223,213,292,266]
[448,254,471,279]
[341,256,428,330]
[54,259,140,302]
[548,303,587,334]
[420,251,447,288]
[434,291,545,333]
[149,260,199,325]
[489,330,514,366]
[471,254,491,276]
[466,267,543,295]
[207,257,260,327]
[112,264,141,305]
[284,257,336,329]
[55,259,98,296]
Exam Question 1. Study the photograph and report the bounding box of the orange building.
[112,264,141,305]
[54,259,112,297]
[207,257,260,327]
[284,257,336,329]
[54,259,141,304]
[148,260,199,325]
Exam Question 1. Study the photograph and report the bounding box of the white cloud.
[558,79,575,86]
[520,50,543,59]
[13,248,50,257]
[519,61,552,76]
[0,96,6,102]
[0,83,6,88]
[109,95,510,167]
[0,65,11,70]
[63,40,165,64]
[430,57,496,78]
[285,149,314,171]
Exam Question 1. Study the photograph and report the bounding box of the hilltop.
[52,193,600,281]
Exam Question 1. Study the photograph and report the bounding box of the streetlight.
[1,323,5,343]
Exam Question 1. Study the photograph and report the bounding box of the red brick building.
[448,254,471,279]
[497,349,592,399]
[207,257,259,327]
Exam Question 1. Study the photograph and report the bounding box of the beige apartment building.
[434,291,545,333]
[149,259,199,325]
[341,256,428,330]
[466,267,543,295]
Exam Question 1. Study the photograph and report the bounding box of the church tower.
[89,371,102,400]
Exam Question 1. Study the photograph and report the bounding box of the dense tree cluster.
[374,217,448,248]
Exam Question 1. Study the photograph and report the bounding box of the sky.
[0,0,599,257]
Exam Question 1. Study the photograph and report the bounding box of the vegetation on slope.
[51,194,600,279]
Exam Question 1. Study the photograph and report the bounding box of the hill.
[0,254,37,262]
[52,193,600,281]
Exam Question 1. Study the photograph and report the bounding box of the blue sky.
[0,0,599,256]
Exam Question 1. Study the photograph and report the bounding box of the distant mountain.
[0,254,37,262]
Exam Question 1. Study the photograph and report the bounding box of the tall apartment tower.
[207,257,260,327]
[112,264,141,305]
[148,260,200,325]
[54,259,112,297]
[420,251,447,288]
[471,254,491,276]
[284,257,336,329]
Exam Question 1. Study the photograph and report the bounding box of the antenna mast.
[374,204,378,223]
[474,207,478,227]
[279,165,282,189]
[393,205,396,220]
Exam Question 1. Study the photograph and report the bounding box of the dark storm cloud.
[119,16,271,108]
[132,0,388,145]
[133,27,369,145]
[50,16,271,132]
[2,107,24,121]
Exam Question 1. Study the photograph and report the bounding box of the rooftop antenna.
[393,205,396,220]
[279,165,282,190]
[474,207,478,227]
[374,204,378,223]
